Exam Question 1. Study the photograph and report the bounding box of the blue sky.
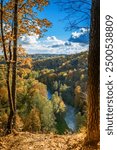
[38,1,71,40]
[38,0,91,40]
[19,0,91,54]
[0,0,91,55]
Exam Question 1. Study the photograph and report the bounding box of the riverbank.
[47,90,76,131]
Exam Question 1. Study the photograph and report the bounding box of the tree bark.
[6,62,14,133]
[12,0,18,128]
[0,0,15,133]
[85,0,100,146]
[0,0,7,61]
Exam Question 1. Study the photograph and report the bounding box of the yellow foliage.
[20,58,32,68]
[0,113,8,129]
[15,114,24,131]
[75,86,81,94]
[0,87,8,103]
[23,108,41,132]
[80,74,85,80]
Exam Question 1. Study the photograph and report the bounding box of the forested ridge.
[0,51,88,134]
[33,51,88,105]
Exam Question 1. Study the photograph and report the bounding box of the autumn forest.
[0,0,100,150]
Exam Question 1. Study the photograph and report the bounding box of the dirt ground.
[0,131,99,150]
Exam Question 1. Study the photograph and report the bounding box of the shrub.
[76,112,86,131]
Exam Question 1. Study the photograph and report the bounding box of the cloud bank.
[19,28,89,54]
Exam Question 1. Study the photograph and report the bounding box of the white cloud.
[47,36,58,41]
[71,31,83,39]
[71,28,90,39]
[18,31,89,54]
[19,34,39,44]
[46,36,65,45]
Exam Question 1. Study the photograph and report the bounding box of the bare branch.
[55,0,91,31]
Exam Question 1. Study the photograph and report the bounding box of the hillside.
[0,51,88,134]
[32,51,88,107]
[32,51,88,71]
[0,51,100,149]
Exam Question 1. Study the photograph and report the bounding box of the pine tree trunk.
[85,0,100,145]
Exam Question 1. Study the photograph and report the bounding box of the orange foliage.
[19,58,32,68]
[0,0,51,62]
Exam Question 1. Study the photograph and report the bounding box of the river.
[47,90,52,100]
[64,105,76,131]
[47,90,76,131]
